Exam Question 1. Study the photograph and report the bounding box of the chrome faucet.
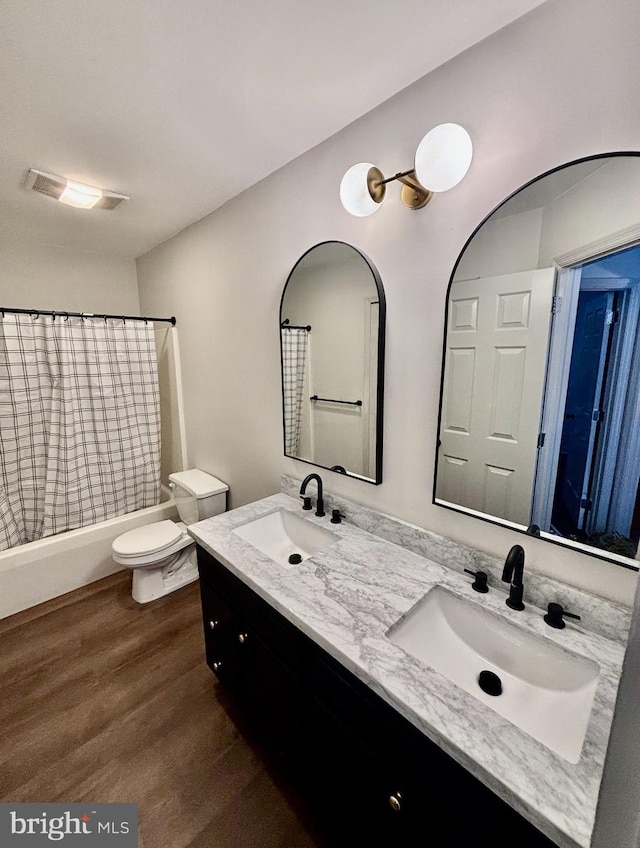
[501,544,525,611]
[299,474,325,517]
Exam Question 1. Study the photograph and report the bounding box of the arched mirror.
[280,241,385,484]
[434,153,640,570]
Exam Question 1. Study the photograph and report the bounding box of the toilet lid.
[113,520,184,557]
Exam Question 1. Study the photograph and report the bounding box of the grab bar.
[310,395,362,407]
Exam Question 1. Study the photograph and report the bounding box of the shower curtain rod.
[0,307,176,325]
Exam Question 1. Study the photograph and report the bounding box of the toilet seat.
[113,520,182,557]
[112,520,193,567]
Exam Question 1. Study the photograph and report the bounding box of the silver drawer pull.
[238,633,248,645]
[212,661,223,672]
[208,620,218,631]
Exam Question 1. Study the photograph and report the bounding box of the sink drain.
[478,670,503,696]
[288,553,303,565]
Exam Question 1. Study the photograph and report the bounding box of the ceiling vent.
[24,169,129,210]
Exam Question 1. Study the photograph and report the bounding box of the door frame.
[531,267,581,529]
[532,221,640,532]
[586,283,638,533]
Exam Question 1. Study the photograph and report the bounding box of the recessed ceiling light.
[59,180,103,209]
[24,169,129,210]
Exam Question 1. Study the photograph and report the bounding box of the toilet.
[112,469,228,604]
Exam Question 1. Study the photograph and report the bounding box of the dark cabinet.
[308,652,471,845]
[198,550,308,773]
[240,622,305,770]
[197,546,557,848]
[309,694,424,844]
[309,652,556,848]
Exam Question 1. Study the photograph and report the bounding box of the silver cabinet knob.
[238,633,248,644]
[208,620,218,631]
[388,793,402,813]
[212,661,223,672]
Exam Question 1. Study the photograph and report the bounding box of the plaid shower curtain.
[0,314,161,551]
[281,326,308,455]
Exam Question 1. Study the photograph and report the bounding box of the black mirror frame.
[280,240,386,485]
[433,151,640,572]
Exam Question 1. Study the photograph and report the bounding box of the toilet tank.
[168,469,229,525]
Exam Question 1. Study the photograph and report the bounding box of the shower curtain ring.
[63,312,69,321]
[31,311,39,320]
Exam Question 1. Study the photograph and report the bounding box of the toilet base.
[131,544,199,604]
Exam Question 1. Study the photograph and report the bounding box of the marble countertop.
[189,493,624,848]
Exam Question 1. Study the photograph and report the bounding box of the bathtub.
[0,488,178,620]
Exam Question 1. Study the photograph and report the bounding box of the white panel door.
[437,269,555,525]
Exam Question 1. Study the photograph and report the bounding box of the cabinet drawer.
[199,582,240,688]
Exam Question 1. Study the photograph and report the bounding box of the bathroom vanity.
[189,493,625,848]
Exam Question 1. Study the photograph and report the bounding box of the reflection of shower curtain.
[0,314,161,552]
[281,327,308,455]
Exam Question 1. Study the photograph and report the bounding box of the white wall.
[455,158,640,279]
[539,158,640,265]
[455,207,544,279]
[0,237,139,313]
[137,0,640,605]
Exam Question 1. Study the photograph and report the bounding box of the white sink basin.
[233,509,339,569]
[387,586,600,763]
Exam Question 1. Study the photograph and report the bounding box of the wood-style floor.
[0,572,329,847]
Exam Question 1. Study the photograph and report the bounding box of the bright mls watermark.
[0,804,138,845]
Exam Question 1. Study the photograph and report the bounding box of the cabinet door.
[309,655,441,844]
[309,694,420,845]
[238,624,305,773]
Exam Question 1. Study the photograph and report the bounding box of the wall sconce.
[339,123,472,217]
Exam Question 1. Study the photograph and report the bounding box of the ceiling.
[0,0,548,260]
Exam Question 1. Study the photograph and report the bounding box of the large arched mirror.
[434,153,640,570]
[280,241,385,484]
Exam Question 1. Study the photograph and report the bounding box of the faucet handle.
[464,569,489,593]
[300,495,312,511]
[544,602,581,629]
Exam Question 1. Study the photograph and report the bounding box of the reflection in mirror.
[435,154,640,569]
[280,241,385,484]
